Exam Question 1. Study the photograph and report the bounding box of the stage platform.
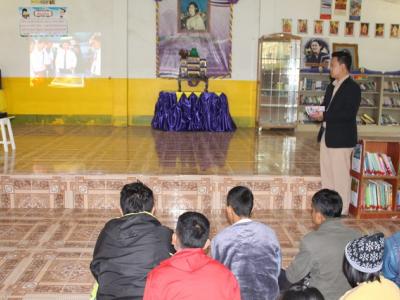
[0,125,399,299]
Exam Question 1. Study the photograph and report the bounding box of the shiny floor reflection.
[2,125,399,176]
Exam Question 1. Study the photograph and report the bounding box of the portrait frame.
[282,18,292,33]
[390,24,399,38]
[329,21,339,36]
[360,22,369,37]
[302,37,330,68]
[332,43,359,70]
[314,20,324,35]
[297,19,308,34]
[178,0,210,33]
[345,22,354,37]
[375,23,385,38]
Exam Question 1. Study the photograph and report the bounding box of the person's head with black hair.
[119,181,154,215]
[330,51,352,79]
[226,186,254,224]
[22,8,29,19]
[280,284,325,300]
[173,212,210,250]
[311,189,342,226]
[342,233,384,288]
[187,1,200,17]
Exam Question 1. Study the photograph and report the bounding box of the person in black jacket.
[90,181,174,300]
[310,51,361,215]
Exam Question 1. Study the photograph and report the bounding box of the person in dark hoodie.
[143,211,241,300]
[90,181,174,300]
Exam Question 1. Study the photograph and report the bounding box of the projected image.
[29,32,101,87]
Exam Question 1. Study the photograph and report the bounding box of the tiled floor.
[0,208,399,299]
[1,125,323,176]
[0,125,399,298]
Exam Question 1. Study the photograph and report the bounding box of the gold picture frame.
[332,43,359,70]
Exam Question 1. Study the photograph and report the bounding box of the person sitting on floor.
[280,284,325,300]
[280,189,361,300]
[143,211,241,300]
[90,181,174,300]
[340,232,400,299]
[211,186,281,300]
[383,231,400,287]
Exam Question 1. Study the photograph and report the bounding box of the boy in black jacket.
[90,181,174,300]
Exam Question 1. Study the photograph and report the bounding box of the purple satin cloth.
[152,92,236,132]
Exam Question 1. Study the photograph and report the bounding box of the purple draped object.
[151,92,236,132]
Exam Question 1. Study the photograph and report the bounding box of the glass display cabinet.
[256,33,301,130]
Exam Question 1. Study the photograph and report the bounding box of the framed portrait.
[314,20,324,35]
[179,0,209,32]
[329,21,339,36]
[282,18,292,33]
[345,22,354,36]
[390,24,399,38]
[298,19,308,34]
[375,23,384,38]
[360,22,369,37]
[303,37,330,68]
[332,43,359,70]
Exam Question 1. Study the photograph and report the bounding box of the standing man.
[311,51,361,215]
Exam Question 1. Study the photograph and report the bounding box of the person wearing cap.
[340,232,400,299]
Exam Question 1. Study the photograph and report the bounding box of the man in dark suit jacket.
[311,51,361,215]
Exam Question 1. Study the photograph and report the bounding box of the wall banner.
[19,7,67,37]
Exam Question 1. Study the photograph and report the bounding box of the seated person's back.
[212,186,281,300]
[90,181,173,300]
[284,189,361,300]
[383,231,400,287]
[143,211,241,300]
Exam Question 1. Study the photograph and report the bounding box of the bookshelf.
[382,74,400,126]
[296,70,400,134]
[349,139,400,219]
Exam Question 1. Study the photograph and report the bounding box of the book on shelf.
[363,180,393,210]
[360,113,376,124]
[352,144,362,173]
[299,78,330,91]
[381,114,399,125]
[351,177,359,208]
[300,95,324,105]
[384,81,400,92]
[359,81,377,92]
[361,96,375,107]
[363,152,396,176]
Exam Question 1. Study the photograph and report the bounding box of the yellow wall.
[3,77,257,127]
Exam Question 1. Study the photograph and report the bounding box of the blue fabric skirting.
[151,92,236,132]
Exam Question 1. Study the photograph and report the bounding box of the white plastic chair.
[0,117,15,152]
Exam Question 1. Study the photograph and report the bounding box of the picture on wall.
[332,43,359,70]
[360,22,369,37]
[390,24,399,38]
[329,21,339,35]
[179,0,209,32]
[314,20,324,35]
[157,0,232,78]
[298,19,308,34]
[375,23,384,37]
[345,22,354,36]
[334,0,347,15]
[349,0,362,21]
[320,0,333,20]
[282,18,292,33]
[303,38,330,68]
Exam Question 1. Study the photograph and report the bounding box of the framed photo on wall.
[298,19,308,34]
[332,43,359,70]
[179,0,209,32]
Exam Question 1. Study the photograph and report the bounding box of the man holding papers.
[309,51,361,215]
